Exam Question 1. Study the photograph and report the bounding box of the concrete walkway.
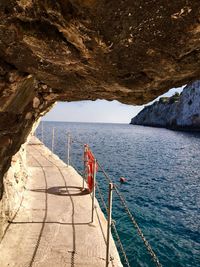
[0,137,122,267]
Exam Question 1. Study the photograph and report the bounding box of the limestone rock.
[0,1,200,104]
[131,81,200,130]
[0,1,200,198]
[0,144,28,240]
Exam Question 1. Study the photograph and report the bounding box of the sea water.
[36,121,200,267]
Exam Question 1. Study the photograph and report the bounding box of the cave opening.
[33,84,185,175]
[29,81,200,267]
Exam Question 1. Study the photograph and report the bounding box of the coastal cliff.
[131,81,200,130]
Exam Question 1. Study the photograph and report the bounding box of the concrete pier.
[0,137,122,267]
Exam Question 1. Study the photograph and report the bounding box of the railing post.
[51,127,55,153]
[106,183,113,267]
[91,159,97,223]
[67,132,70,167]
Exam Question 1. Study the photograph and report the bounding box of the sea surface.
[36,121,200,267]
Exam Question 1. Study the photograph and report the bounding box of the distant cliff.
[130,81,200,131]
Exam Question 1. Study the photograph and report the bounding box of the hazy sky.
[43,86,184,123]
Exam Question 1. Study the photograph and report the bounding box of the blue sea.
[36,121,200,267]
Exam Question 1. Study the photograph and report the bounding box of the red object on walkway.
[84,145,98,192]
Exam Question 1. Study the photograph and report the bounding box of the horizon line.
[41,120,130,124]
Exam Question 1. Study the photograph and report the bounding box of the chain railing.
[35,125,162,267]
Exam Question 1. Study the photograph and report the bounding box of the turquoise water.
[36,122,200,267]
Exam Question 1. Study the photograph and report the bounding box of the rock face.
[0,1,200,199]
[0,1,200,104]
[0,143,28,239]
[131,81,200,130]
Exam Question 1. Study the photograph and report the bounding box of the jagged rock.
[0,1,200,199]
[0,1,200,104]
[0,144,28,239]
[131,81,200,130]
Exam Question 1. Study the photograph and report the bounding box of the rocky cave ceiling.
[0,0,200,196]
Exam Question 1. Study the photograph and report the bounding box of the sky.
[43,86,184,123]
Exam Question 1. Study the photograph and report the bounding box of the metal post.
[51,127,55,153]
[67,133,70,167]
[106,183,113,267]
[91,159,97,223]
[41,121,44,143]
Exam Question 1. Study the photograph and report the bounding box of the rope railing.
[70,134,162,267]
[96,182,131,267]
[95,161,162,267]
[111,221,131,267]
[114,185,162,267]
[35,126,162,267]
[96,181,108,213]
[71,137,85,146]
[97,161,113,184]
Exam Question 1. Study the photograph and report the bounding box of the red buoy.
[120,177,127,183]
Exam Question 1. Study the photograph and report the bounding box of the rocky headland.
[131,81,200,131]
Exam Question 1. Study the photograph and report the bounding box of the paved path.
[0,137,122,267]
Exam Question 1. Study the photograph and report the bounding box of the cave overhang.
[0,0,200,195]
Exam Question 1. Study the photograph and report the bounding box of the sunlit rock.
[131,81,200,130]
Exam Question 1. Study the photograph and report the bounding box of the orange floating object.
[120,177,127,183]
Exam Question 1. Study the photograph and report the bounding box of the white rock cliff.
[131,81,200,130]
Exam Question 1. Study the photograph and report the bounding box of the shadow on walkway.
[30,186,90,196]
